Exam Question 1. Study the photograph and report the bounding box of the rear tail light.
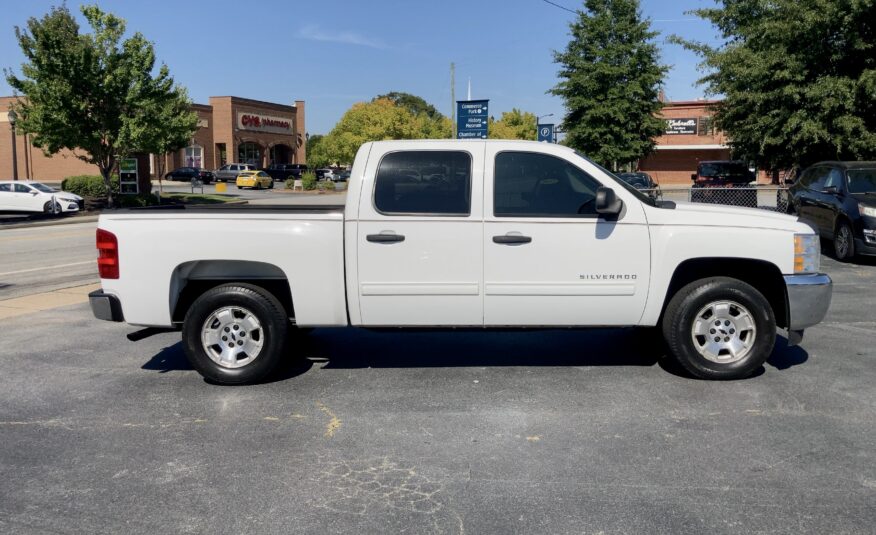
[96,229,119,279]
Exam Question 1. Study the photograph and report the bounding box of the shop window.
[184,145,203,168]
[238,142,261,165]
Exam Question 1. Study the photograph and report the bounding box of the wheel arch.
[660,257,788,329]
[169,260,294,323]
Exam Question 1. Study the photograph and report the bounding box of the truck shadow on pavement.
[140,328,808,383]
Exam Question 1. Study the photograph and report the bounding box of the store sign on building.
[665,118,698,135]
[237,112,293,135]
[456,100,489,139]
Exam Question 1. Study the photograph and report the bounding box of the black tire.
[43,201,60,214]
[182,283,289,385]
[268,180,274,189]
[833,220,855,262]
[237,186,243,190]
[662,277,775,380]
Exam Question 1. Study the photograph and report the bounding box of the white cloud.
[297,24,387,49]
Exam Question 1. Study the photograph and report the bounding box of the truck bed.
[118,204,345,214]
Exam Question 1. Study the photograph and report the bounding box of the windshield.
[29,182,55,193]
[574,151,657,207]
[847,169,876,194]
[698,162,749,178]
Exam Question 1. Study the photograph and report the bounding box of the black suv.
[263,163,308,181]
[787,161,876,260]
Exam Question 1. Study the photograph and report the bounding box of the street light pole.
[7,109,18,181]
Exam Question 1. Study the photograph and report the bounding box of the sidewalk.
[0,282,100,320]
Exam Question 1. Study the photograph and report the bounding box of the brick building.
[638,99,756,185]
[0,95,306,181]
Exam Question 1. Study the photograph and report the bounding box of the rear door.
[355,143,484,326]
[0,183,11,209]
[483,147,651,326]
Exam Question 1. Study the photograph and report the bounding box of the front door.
[356,144,484,326]
[483,148,651,326]
[13,183,43,212]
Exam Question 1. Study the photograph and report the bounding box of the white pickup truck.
[90,140,832,384]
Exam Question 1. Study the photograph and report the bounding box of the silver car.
[214,163,257,183]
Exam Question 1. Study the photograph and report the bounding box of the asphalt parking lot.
[1,254,874,534]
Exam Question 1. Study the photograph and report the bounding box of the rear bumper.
[89,290,124,322]
[784,274,832,332]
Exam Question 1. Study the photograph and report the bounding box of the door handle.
[366,233,405,243]
[493,234,532,245]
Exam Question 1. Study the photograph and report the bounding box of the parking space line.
[0,260,95,277]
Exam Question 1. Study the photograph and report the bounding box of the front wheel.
[43,201,61,214]
[182,283,289,384]
[662,277,775,380]
[834,221,855,262]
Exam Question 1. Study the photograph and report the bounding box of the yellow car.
[236,170,274,190]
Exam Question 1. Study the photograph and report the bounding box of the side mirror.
[822,186,839,195]
[691,173,698,181]
[31,191,39,196]
[595,186,623,216]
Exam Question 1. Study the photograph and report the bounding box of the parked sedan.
[617,172,659,200]
[164,167,214,184]
[0,181,83,214]
[236,170,274,190]
[787,161,876,260]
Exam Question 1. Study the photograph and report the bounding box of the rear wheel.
[662,277,775,380]
[182,284,289,384]
[834,221,855,261]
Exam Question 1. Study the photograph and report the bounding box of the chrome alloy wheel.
[201,306,265,368]
[690,300,757,364]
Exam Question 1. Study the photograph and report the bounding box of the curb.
[0,199,249,230]
[0,215,100,231]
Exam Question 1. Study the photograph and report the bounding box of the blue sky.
[0,0,722,134]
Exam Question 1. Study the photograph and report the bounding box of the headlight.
[794,234,820,274]
[60,197,78,203]
[861,204,876,217]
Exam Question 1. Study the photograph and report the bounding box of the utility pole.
[450,62,456,139]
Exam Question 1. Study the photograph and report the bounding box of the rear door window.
[373,151,472,215]
[0,184,11,192]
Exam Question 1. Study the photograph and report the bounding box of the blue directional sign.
[537,124,555,143]
[457,100,489,139]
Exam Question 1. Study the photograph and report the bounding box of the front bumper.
[784,274,832,343]
[89,290,124,322]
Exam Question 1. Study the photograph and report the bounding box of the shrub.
[318,180,335,192]
[301,171,317,191]
[117,193,160,208]
[285,178,296,190]
[61,174,120,197]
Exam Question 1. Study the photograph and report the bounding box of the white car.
[0,181,83,214]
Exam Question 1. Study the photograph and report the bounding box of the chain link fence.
[639,186,792,213]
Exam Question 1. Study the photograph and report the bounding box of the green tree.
[551,0,667,168]
[488,109,538,140]
[317,97,451,165]
[374,92,443,121]
[305,134,327,168]
[5,4,198,204]
[673,0,876,177]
